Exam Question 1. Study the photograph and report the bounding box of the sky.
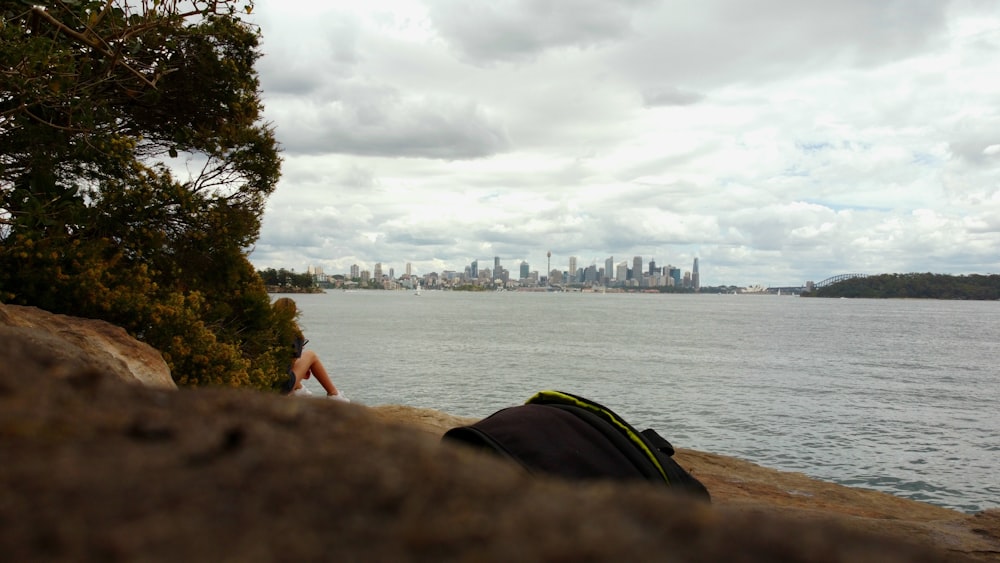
[244,0,1000,287]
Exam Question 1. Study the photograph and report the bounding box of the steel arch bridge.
[816,273,868,288]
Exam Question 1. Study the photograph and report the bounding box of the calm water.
[288,291,1000,514]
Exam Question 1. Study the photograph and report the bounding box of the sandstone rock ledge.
[0,304,174,390]
[2,312,998,561]
[372,404,1000,562]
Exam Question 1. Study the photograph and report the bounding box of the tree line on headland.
[801,273,1000,300]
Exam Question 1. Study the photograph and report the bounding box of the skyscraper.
[494,256,501,274]
[692,257,700,291]
[568,256,577,283]
[668,265,681,287]
[470,260,478,279]
[520,261,530,279]
[616,261,628,281]
[633,256,642,284]
[605,256,614,280]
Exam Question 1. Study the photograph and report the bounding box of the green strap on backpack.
[526,390,674,485]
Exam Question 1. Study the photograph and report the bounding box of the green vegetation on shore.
[802,273,1000,299]
[258,268,320,293]
[1,2,295,390]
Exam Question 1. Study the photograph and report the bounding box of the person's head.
[272,297,304,341]
[272,297,297,316]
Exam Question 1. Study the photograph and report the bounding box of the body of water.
[288,290,999,513]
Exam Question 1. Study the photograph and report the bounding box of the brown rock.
[0,303,174,390]
[1,328,996,561]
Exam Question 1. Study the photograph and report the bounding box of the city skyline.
[304,253,709,289]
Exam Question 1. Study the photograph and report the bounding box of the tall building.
[520,261,530,279]
[605,256,614,280]
[405,262,412,277]
[374,262,383,280]
[616,261,628,282]
[350,264,360,279]
[494,256,501,274]
[470,260,478,279]
[648,259,656,276]
[633,256,642,283]
[568,256,577,283]
[692,257,700,291]
[668,265,680,287]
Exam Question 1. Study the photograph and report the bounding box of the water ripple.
[292,292,1000,513]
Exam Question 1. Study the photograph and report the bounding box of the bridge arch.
[816,273,868,288]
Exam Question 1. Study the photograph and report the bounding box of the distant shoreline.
[265,286,325,294]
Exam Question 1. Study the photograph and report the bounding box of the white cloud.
[248,0,1000,286]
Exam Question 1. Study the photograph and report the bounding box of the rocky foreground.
[2,304,998,561]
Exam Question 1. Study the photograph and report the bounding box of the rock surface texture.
[0,303,175,390]
[1,315,997,561]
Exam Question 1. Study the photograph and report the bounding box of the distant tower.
[616,261,628,282]
[406,262,412,277]
[546,251,551,285]
[568,256,578,283]
[605,256,614,280]
[494,256,501,274]
[692,257,700,291]
[520,261,530,279]
[471,260,479,279]
[633,256,642,283]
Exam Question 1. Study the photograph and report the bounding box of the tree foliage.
[258,268,316,290]
[804,273,1000,300]
[0,0,295,389]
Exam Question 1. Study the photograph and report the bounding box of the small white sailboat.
[414,283,422,296]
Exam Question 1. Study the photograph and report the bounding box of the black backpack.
[443,390,710,501]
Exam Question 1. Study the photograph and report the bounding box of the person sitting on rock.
[272,297,348,402]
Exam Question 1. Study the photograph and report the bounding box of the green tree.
[805,273,1000,300]
[0,0,294,389]
[258,268,315,290]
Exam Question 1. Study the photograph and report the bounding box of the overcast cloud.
[247,0,1000,287]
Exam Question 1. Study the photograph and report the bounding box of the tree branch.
[31,6,160,90]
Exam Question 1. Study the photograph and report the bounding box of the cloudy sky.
[245,0,1000,287]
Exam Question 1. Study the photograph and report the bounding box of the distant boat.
[414,284,422,296]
